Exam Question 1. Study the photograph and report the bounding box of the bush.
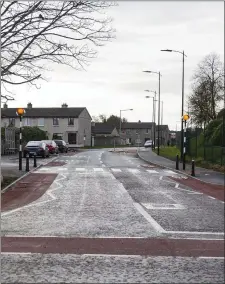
[21,127,48,143]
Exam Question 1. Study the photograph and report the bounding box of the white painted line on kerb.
[1,252,32,255]
[133,203,166,233]
[170,237,225,241]
[75,168,85,171]
[111,168,122,172]
[147,170,159,174]
[82,254,142,258]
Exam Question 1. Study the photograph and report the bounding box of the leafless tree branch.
[1,0,116,97]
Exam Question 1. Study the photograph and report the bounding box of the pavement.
[1,150,224,283]
[138,148,225,186]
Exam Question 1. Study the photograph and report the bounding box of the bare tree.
[1,1,116,101]
[189,52,224,125]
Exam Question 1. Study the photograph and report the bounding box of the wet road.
[1,150,224,283]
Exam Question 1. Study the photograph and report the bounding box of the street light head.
[145,96,150,98]
[143,70,151,73]
[161,49,172,52]
[130,109,133,111]
[144,90,150,92]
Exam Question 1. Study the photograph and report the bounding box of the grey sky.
[6,1,224,130]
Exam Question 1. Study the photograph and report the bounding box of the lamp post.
[16,108,25,170]
[161,49,187,161]
[143,70,161,155]
[144,90,156,149]
[119,108,133,145]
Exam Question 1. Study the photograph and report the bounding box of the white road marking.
[1,252,32,255]
[133,203,166,233]
[165,231,224,235]
[208,196,216,199]
[94,168,104,172]
[128,169,140,174]
[198,256,224,260]
[147,170,159,174]
[170,237,225,241]
[142,203,186,210]
[75,168,85,171]
[82,254,142,257]
[111,168,122,172]
[164,170,178,175]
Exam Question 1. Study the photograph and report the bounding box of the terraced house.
[1,103,92,146]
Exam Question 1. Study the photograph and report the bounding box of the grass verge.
[1,176,18,190]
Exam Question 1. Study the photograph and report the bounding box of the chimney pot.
[27,102,32,109]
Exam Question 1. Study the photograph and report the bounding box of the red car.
[41,140,59,154]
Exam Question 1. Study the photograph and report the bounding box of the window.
[68,118,74,126]
[146,129,149,134]
[126,129,130,134]
[53,118,59,126]
[9,118,15,127]
[23,118,31,126]
[38,118,44,126]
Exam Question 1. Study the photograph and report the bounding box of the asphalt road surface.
[1,150,224,283]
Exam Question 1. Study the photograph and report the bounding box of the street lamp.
[161,49,187,161]
[145,90,156,149]
[143,70,161,155]
[119,108,133,145]
[16,108,25,171]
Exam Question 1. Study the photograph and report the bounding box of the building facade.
[120,122,155,146]
[91,122,119,147]
[1,103,92,146]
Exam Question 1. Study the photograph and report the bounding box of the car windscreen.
[54,140,63,145]
[26,142,41,147]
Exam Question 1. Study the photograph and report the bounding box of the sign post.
[183,114,190,170]
[16,108,25,170]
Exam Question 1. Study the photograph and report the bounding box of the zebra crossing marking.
[75,168,85,171]
[147,170,159,174]
[164,170,178,175]
[127,169,140,174]
[111,168,122,172]
[94,168,104,172]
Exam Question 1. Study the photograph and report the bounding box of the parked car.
[144,140,153,148]
[41,140,59,154]
[54,140,69,153]
[23,141,50,158]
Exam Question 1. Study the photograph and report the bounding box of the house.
[120,122,156,146]
[156,125,170,146]
[91,122,119,147]
[1,103,92,146]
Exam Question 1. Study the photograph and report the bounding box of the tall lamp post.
[143,70,161,155]
[16,108,25,170]
[119,108,133,145]
[145,90,156,149]
[161,49,187,161]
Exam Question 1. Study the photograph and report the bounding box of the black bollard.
[33,153,37,168]
[176,154,179,170]
[26,154,30,172]
[191,160,195,176]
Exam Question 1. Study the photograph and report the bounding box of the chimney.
[3,103,8,109]
[62,103,68,108]
[91,121,95,127]
[138,120,141,123]
[27,102,32,109]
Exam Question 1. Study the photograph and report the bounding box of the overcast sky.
[5,1,224,130]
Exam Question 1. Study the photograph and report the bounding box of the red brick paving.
[2,237,224,257]
[170,177,225,201]
[1,173,57,212]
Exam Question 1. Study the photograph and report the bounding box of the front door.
[68,133,77,144]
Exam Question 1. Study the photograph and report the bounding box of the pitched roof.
[92,123,116,135]
[1,107,86,118]
[121,122,154,129]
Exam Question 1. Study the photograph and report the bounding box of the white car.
[144,140,153,148]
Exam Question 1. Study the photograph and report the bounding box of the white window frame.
[38,118,45,127]
[53,118,59,126]
[68,117,74,126]
[9,118,15,126]
[23,118,31,126]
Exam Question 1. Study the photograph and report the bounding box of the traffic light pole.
[19,116,22,171]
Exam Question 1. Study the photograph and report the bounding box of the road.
[1,150,224,283]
